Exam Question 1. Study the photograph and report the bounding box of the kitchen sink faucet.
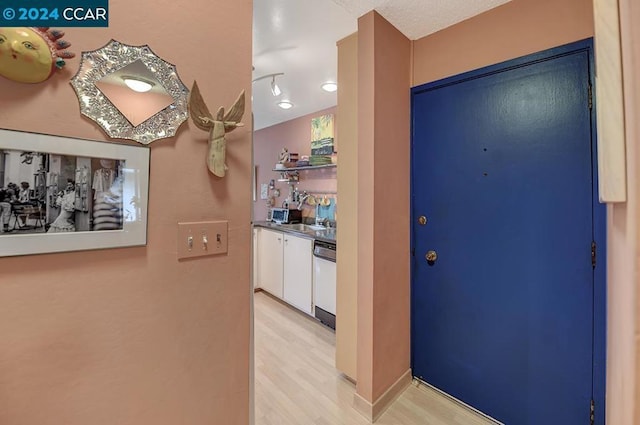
[297,191,311,210]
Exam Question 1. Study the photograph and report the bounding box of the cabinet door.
[283,234,313,315]
[252,228,260,289]
[258,229,283,298]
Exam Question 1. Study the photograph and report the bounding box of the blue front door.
[411,41,604,424]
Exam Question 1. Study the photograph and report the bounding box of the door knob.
[425,250,437,263]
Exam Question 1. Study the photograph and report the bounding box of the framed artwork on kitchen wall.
[0,129,150,257]
[310,114,335,155]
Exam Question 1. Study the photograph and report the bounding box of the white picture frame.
[0,129,150,257]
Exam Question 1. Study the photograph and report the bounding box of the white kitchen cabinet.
[252,228,260,289]
[257,228,283,298]
[254,227,314,315]
[283,234,313,315]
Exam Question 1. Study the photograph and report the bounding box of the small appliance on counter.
[269,207,302,224]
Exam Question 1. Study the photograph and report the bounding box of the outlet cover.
[177,221,228,259]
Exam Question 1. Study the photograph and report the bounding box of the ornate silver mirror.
[70,40,189,145]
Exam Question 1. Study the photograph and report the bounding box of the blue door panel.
[411,47,596,424]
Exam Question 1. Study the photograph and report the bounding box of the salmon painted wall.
[335,33,358,382]
[633,15,640,414]
[356,11,411,406]
[0,1,253,424]
[596,0,640,420]
[253,107,337,222]
[356,12,376,403]
[604,0,639,422]
[370,13,412,402]
[412,0,594,86]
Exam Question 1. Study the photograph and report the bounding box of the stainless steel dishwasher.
[313,239,336,330]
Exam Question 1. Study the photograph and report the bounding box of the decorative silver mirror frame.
[70,39,189,145]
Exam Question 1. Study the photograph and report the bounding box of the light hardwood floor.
[254,291,498,425]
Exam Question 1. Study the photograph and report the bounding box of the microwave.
[269,208,302,224]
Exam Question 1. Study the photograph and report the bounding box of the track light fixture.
[252,72,284,97]
[271,76,282,96]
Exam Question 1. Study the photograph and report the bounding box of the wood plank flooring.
[254,291,498,425]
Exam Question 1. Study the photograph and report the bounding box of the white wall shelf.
[272,164,336,173]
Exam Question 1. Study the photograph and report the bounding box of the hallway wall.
[618,0,640,421]
[412,0,594,86]
[0,1,253,424]
[356,11,412,417]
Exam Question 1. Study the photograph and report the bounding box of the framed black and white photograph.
[0,129,150,257]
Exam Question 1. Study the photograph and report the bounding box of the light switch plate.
[177,220,228,259]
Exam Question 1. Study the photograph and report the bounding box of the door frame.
[409,38,606,423]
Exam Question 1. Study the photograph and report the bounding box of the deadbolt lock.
[425,250,437,262]
[418,216,427,225]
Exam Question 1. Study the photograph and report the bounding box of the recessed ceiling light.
[277,100,293,109]
[122,76,154,93]
[321,82,338,92]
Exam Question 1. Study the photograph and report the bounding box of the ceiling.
[252,0,511,131]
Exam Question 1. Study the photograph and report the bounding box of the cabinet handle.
[277,237,281,241]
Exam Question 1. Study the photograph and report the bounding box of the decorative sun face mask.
[0,27,74,83]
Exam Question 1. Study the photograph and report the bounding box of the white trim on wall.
[593,0,627,202]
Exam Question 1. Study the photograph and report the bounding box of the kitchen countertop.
[253,221,337,244]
